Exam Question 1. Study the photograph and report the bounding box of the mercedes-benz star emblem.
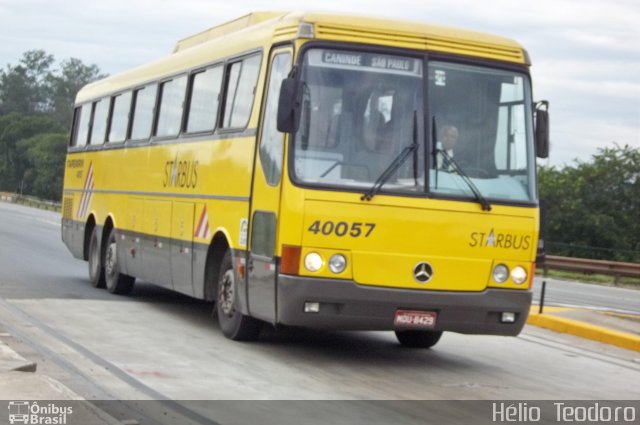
[413,262,434,283]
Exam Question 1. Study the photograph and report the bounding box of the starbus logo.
[7,401,73,424]
[163,155,199,189]
[469,229,532,251]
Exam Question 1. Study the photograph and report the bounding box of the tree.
[0,50,105,200]
[18,132,68,200]
[539,144,640,261]
[0,50,54,115]
[1,50,105,126]
[46,58,105,128]
[0,114,65,192]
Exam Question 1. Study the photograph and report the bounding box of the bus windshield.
[290,47,536,203]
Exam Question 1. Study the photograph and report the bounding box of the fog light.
[304,302,320,313]
[304,252,323,272]
[501,312,516,323]
[328,254,347,274]
[511,266,527,285]
[493,264,509,283]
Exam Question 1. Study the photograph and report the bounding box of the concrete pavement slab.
[0,371,82,400]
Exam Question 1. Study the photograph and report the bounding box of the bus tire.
[88,226,106,288]
[395,330,443,348]
[216,250,261,341]
[104,228,135,295]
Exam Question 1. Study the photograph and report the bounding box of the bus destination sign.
[308,49,422,76]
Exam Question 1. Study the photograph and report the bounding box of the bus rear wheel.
[104,228,135,295]
[88,226,106,288]
[216,250,261,341]
[395,330,443,348]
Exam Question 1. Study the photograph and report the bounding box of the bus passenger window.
[71,103,91,147]
[108,91,132,143]
[89,98,109,145]
[186,65,223,133]
[130,84,157,141]
[156,76,187,138]
[222,54,261,129]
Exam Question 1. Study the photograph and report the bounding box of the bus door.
[247,47,292,323]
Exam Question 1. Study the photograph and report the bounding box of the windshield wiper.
[437,148,492,211]
[361,112,419,201]
[431,117,491,211]
[361,143,418,201]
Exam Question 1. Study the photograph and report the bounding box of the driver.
[436,125,458,171]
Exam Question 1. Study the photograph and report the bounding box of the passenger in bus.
[362,110,388,151]
[355,110,395,179]
[436,125,458,171]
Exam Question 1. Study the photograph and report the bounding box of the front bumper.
[277,275,532,335]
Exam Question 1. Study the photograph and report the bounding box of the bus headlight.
[493,264,509,283]
[511,266,528,285]
[328,254,347,274]
[304,252,324,272]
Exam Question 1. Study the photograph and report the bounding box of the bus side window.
[130,84,158,141]
[71,103,91,147]
[108,91,132,143]
[69,107,81,147]
[185,65,223,133]
[89,98,109,145]
[156,76,187,138]
[221,54,262,129]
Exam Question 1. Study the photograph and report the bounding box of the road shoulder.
[527,306,640,352]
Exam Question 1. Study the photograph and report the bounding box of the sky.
[0,0,638,167]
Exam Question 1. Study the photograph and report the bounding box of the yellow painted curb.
[529,306,571,313]
[527,313,640,352]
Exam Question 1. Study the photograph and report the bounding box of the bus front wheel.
[216,250,261,341]
[395,330,443,348]
[104,228,135,295]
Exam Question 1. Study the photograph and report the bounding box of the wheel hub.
[218,270,235,316]
[105,243,117,277]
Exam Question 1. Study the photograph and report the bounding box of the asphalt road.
[532,277,640,314]
[0,201,639,412]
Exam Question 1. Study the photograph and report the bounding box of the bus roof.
[173,12,285,52]
[76,11,527,104]
[174,11,527,63]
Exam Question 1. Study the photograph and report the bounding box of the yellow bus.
[62,11,549,347]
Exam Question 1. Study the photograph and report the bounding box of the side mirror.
[277,73,302,133]
[534,101,550,159]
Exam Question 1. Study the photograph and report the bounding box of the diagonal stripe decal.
[77,162,94,219]
[194,205,211,240]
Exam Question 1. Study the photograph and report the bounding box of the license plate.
[394,310,437,328]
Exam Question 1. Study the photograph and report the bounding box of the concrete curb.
[527,309,640,352]
[1,336,122,424]
[0,337,83,400]
[0,339,37,372]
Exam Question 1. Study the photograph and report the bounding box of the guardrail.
[0,192,60,212]
[0,192,16,203]
[541,255,640,284]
